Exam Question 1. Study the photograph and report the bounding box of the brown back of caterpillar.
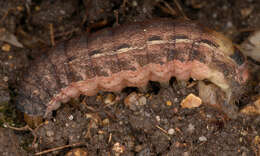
[16,19,249,117]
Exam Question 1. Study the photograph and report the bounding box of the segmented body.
[16,19,249,117]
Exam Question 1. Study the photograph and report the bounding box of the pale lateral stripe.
[91,46,146,58]
[90,39,216,58]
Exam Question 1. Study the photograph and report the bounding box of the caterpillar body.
[16,19,249,117]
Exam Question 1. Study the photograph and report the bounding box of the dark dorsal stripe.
[115,43,131,51]
[171,35,189,40]
[230,48,245,65]
[199,39,219,48]
[89,49,102,57]
[147,35,162,41]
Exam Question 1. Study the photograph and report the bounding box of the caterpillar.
[16,19,249,117]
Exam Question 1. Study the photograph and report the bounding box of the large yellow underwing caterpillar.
[16,19,249,117]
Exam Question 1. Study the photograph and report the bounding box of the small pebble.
[181,93,202,109]
[240,96,260,115]
[59,10,66,15]
[124,92,147,111]
[155,115,160,122]
[112,142,125,154]
[65,148,88,156]
[104,93,116,105]
[16,6,24,11]
[240,7,253,18]
[102,118,109,125]
[132,1,138,7]
[168,128,175,135]
[187,123,195,133]
[35,6,40,11]
[68,115,74,120]
[1,44,11,52]
[226,21,233,28]
[166,100,172,106]
[212,13,217,18]
[135,145,143,152]
[3,123,7,128]
[241,130,248,136]
[199,136,207,142]
[33,143,38,148]
[138,96,147,105]
[183,151,189,156]
[46,130,54,137]
[3,76,8,82]
[124,92,138,110]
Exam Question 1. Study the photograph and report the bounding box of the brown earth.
[0,0,259,155]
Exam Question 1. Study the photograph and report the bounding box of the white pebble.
[155,115,160,122]
[168,128,175,135]
[132,1,138,7]
[68,115,74,120]
[46,130,54,137]
[199,136,207,142]
[187,123,195,133]
[226,21,233,28]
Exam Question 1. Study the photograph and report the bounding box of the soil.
[0,0,259,155]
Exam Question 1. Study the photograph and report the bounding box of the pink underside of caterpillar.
[44,59,222,117]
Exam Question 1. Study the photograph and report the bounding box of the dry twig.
[156,125,171,140]
[6,122,45,147]
[35,142,84,155]
[49,23,55,46]
[173,0,189,20]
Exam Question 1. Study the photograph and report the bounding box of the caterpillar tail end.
[44,101,61,118]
